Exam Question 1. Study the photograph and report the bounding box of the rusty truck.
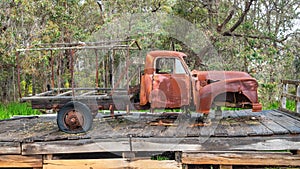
[21,50,262,133]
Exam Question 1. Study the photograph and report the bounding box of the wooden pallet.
[0,109,300,168]
[181,151,300,169]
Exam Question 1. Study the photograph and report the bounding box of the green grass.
[264,99,296,111]
[0,102,41,120]
[151,155,170,161]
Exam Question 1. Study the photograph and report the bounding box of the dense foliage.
[0,0,299,109]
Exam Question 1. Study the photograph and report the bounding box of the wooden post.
[50,50,55,89]
[94,49,99,88]
[126,46,130,91]
[281,83,288,109]
[297,84,300,113]
[58,54,62,93]
[126,105,130,115]
[16,52,22,98]
[110,49,115,88]
[43,154,53,160]
[70,50,75,96]
[110,105,114,118]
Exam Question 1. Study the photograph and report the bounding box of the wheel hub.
[64,110,84,130]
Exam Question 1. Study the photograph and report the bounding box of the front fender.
[196,78,261,113]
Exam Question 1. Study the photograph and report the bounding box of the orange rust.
[140,50,262,114]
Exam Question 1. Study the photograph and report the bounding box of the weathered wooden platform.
[0,109,300,168]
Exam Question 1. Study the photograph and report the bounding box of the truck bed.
[20,88,134,110]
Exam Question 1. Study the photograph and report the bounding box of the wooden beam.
[21,135,300,155]
[282,80,300,86]
[220,165,232,169]
[0,155,42,168]
[43,159,181,169]
[182,152,300,166]
[21,138,201,155]
[0,142,20,155]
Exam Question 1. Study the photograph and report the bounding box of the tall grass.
[264,99,296,111]
[0,102,41,120]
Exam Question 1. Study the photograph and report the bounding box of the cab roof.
[144,50,187,74]
[147,50,187,59]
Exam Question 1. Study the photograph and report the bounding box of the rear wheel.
[57,101,93,133]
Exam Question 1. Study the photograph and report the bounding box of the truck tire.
[57,101,93,133]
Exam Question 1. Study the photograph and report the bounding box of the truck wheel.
[57,101,93,133]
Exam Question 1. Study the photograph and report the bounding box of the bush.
[0,102,41,120]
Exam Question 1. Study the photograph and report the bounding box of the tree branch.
[222,0,255,35]
[217,8,235,32]
[151,2,161,12]
[222,32,299,43]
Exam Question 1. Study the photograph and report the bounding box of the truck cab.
[139,50,262,114]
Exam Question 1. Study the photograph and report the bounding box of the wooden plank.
[241,110,274,136]
[258,110,290,135]
[43,159,182,169]
[22,135,300,155]
[279,108,300,118]
[282,79,300,86]
[219,110,260,136]
[266,110,300,134]
[182,152,300,166]
[213,122,229,136]
[22,139,130,155]
[0,142,21,154]
[282,93,300,102]
[22,138,202,155]
[223,110,252,137]
[0,155,42,168]
[220,165,232,169]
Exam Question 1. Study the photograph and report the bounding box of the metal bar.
[34,91,54,97]
[56,91,73,97]
[20,94,133,101]
[16,52,22,98]
[27,40,136,47]
[70,50,75,97]
[50,51,55,89]
[16,45,133,52]
[80,90,98,96]
[51,87,127,91]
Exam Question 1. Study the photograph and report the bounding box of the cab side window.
[156,58,174,74]
[155,57,187,74]
[174,58,187,74]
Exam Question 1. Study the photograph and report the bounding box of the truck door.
[151,57,190,108]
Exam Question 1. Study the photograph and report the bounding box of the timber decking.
[0,109,300,168]
[0,109,299,155]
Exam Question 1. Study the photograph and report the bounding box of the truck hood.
[191,70,253,81]
[191,70,262,113]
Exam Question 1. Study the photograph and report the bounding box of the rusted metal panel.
[140,51,190,109]
[192,70,262,113]
[151,74,190,108]
[140,51,262,113]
